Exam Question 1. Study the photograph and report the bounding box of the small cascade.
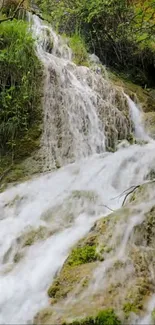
[126,94,150,141]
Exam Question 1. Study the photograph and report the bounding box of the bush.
[95,309,121,325]
[0,19,43,159]
[69,34,89,66]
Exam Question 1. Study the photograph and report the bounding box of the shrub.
[95,309,121,325]
[69,34,89,66]
[67,245,98,266]
[0,19,43,159]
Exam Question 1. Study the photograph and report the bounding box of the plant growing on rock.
[62,309,121,325]
[67,245,98,266]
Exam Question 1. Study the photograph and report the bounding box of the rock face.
[34,182,155,325]
[143,112,155,138]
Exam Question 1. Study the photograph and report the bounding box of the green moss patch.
[67,245,98,267]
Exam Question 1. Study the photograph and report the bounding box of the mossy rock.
[63,309,121,325]
[34,308,121,325]
[0,123,43,189]
[34,307,53,325]
[132,205,155,248]
[143,112,155,138]
[17,226,49,247]
[67,245,99,267]
[47,262,97,300]
[123,302,139,317]
[152,309,155,325]
[109,70,155,113]
[71,190,98,202]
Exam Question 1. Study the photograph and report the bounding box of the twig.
[111,185,138,200]
[118,179,155,206]
[99,204,114,212]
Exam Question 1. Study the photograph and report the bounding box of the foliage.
[95,309,121,325]
[152,308,155,324]
[67,245,98,266]
[0,19,42,161]
[69,34,89,66]
[34,0,155,87]
[123,302,138,316]
[62,309,121,325]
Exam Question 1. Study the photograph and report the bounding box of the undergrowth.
[0,19,43,164]
[62,309,121,325]
[67,245,98,266]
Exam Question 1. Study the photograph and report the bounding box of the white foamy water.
[1,142,155,323]
[0,14,155,325]
[126,94,150,141]
[30,15,134,170]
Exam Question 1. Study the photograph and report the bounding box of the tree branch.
[99,204,114,212]
[121,179,155,206]
[122,185,140,206]
[0,0,25,23]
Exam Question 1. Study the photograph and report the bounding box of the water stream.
[0,15,155,324]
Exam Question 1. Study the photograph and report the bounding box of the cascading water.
[0,15,155,325]
[125,94,151,141]
[30,15,133,170]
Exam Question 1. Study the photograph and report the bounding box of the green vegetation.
[152,309,155,324]
[0,19,42,179]
[69,34,89,66]
[67,245,98,266]
[47,262,96,299]
[62,309,121,325]
[123,302,138,317]
[34,0,155,87]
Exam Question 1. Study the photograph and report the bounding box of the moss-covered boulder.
[109,71,155,114]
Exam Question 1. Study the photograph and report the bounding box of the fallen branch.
[114,179,155,207]
[0,165,13,183]
[111,185,139,200]
[99,204,114,212]
[122,185,140,206]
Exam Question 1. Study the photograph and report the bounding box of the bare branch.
[121,179,155,206]
[122,185,140,206]
[99,204,114,212]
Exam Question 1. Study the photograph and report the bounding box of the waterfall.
[31,15,134,170]
[0,15,155,325]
